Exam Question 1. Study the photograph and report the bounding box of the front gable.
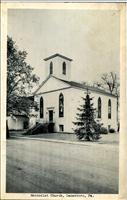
[34,76,71,95]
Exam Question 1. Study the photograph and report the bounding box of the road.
[6,138,118,193]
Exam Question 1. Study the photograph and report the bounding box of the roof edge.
[33,75,51,95]
[33,75,71,95]
[43,53,73,61]
[57,78,117,98]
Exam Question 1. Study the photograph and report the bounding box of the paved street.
[6,138,118,193]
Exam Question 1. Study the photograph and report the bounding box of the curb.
[11,136,119,150]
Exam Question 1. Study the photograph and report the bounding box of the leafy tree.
[73,90,101,141]
[7,36,39,116]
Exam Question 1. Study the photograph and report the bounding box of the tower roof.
[43,53,73,61]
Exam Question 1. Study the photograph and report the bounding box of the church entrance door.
[49,110,53,122]
[48,110,54,133]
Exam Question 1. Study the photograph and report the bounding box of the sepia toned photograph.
[1,2,126,200]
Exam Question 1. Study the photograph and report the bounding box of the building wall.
[69,88,117,132]
[29,111,38,128]
[34,87,117,133]
[34,88,72,132]
[44,57,71,81]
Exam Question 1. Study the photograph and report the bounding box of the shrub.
[100,127,108,134]
[109,128,115,133]
[25,122,49,135]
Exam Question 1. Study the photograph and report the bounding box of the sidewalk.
[10,131,119,148]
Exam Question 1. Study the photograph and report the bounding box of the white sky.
[8,9,120,85]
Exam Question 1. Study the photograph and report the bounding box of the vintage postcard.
[1,2,126,200]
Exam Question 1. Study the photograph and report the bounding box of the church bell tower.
[43,53,73,81]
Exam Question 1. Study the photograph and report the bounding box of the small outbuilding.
[7,112,29,130]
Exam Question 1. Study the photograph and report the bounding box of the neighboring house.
[7,96,34,131]
[31,53,117,133]
[7,111,29,130]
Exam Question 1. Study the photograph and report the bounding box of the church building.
[31,53,117,133]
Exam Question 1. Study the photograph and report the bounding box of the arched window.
[40,97,44,118]
[59,93,64,117]
[50,62,53,74]
[108,99,111,119]
[62,62,66,75]
[98,97,101,118]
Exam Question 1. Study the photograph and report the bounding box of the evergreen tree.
[73,90,101,141]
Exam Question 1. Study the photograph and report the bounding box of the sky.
[8,9,120,85]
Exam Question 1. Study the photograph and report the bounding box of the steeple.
[44,53,72,81]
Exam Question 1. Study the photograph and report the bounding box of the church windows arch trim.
[62,62,66,75]
[49,62,53,75]
[108,99,111,119]
[40,97,44,118]
[98,97,102,118]
[59,93,64,117]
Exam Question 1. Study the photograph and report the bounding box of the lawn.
[10,131,119,146]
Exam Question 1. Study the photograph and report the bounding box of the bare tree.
[94,72,120,131]
[94,72,119,96]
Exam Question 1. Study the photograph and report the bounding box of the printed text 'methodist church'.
[8,53,118,132]
[28,53,117,133]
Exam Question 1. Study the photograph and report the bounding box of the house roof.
[55,77,116,97]
[34,75,116,97]
[43,53,73,61]
[9,110,28,117]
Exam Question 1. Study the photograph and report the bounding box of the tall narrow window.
[108,99,111,119]
[40,97,44,118]
[62,62,66,75]
[50,62,53,74]
[59,93,64,117]
[98,97,101,118]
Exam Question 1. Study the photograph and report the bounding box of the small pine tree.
[73,90,101,141]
